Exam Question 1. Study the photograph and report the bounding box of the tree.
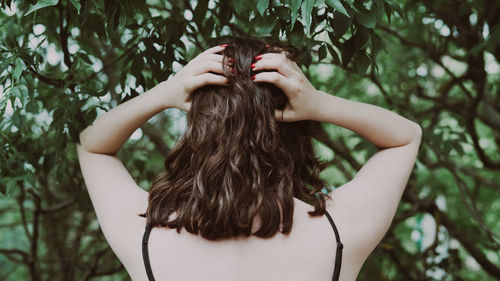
[0,0,498,280]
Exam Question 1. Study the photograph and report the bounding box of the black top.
[142,209,343,281]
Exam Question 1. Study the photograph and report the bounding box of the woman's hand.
[251,52,325,122]
[164,44,229,111]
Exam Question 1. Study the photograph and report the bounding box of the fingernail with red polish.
[251,75,256,80]
[255,55,262,61]
[220,44,228,47]
[251,63,255,69]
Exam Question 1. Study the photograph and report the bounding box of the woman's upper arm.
[76,144,148,260]
[328,126,422,259]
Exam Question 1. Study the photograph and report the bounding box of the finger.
[195,53,224,63]
[253,58,297,78]
[253,53,297,78]
[203,44,228,55]
[190,53,224,66]
[192,73,229,89]
[252,71,288,89]
[209,54,224,63]
[254,52,290,61]
[189,45,227,65]
[192,60,225,75]
[255,52,301,70]
[274,107,296,122]
[274,109,285,122]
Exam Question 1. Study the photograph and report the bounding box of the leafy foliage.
[0,0,499,280]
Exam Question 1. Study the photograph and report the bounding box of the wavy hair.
[139,35,331,241]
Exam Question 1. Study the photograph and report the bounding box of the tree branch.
[79,42,139,85]
[27,189,41,281]
[310,122,362,171]
[39,199,76,214]
[407,193,500,278]
[142,123,171,155]
[465,115,500,169]
[27,66,65,87]
[0,248,29,264]
[377,25,474,99]
[17,187,32,241]
[58,2,73,70]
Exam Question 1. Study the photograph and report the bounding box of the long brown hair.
[139,35,331,241]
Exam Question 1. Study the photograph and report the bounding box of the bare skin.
[78,45,422,281]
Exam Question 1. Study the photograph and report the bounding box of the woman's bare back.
[122,193,366,281]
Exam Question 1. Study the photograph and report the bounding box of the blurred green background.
[1,0,499,280]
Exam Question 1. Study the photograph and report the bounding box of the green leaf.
[0,178,5,196]
[194,0,208,27]
[370,32,385,58]
[341,36,355,67]
[92,89,108,97]
[383,2,392,23]
[254,15,278,34]
[443,142,452,155]
[257,0,269,16]
[326,43,341,64]
[12,85,29,107]
[218,1,232,25]
[290,0,303,30]
[301,0,315,35]
[354,139,376,154]
[17,84,28,96]
[355,9,376,29]
[386,0,404,20]
[135,159,145,171]
[325,0,349,17]
[26,100,38,113]
[454,131,467,143]
[13,58,23,82]
[113,6,121,33]
[69,0,81,14]
[104,0,119,36]
[77,52,93,65]
[451,141,463,154]
[354,51,370,75]
[289,20,304,47]
[9,86,20,100]
[485,23,500,53]
[24,0,59,16]
[343,0,354,8]
[0,56,15,74]
[232,0,255,17]
[329,11,351,37]
[318,44,327,62]
[5,178,20,197]
[0,94,9,112]
[84,106,98,125]
[274,6,290,20]
[353,26,370,51]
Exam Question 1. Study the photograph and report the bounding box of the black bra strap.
[324,210,343,281]
[142,224,156,281]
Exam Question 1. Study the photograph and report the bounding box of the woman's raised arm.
[79,44,229,155]
[312,91,421,148]
[252,52,421,147]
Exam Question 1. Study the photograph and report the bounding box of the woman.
[77,35,422,281]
